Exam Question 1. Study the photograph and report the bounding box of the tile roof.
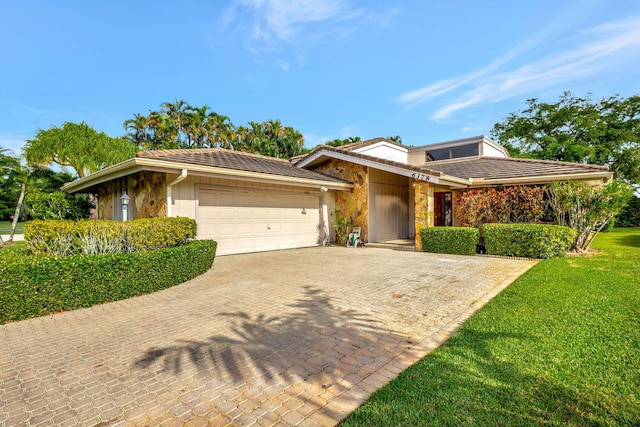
[425,157,610,180]
[136,148,351,183]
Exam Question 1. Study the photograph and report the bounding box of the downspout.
[166,169,188,217]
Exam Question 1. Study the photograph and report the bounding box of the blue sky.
[2,0,640,158]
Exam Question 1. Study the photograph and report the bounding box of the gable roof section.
[62,148,352,194]
[428,157,611,184]
[338,137,407,152]
[294,145,470,187]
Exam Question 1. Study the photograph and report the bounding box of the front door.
[434,192,452,226]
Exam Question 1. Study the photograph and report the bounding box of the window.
[425,143,479,161]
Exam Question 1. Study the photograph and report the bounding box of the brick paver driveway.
[1,247,537,426]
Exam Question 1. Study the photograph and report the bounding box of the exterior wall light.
[120,191,131,222]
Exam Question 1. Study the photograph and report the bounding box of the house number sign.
[410,172,439,184]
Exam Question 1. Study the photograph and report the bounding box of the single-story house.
[62,136,612,255]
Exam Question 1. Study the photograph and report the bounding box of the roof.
[426,156,610,182]
[300,144,441,176]
[63,148,352,194]
[136,148,349,183]
[293,144,470,187]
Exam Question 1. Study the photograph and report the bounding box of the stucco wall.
[312,159,369,242]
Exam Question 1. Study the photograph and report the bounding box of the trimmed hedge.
[25,217,197,256]
[483,223,576,259]
[421,226,480,255]
[0,239,217,324]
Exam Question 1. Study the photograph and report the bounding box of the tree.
[325,136,361,147]
[24,122,138,178]
[0,149,21,221]
[491,92,640,185]
[546,180,632,251]
[125,101,308,158]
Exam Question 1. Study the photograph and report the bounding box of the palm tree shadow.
[132,285,404,386]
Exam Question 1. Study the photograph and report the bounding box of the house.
[62,136,612,255]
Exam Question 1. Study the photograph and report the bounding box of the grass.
[342,228,640,426]
[0,240,26,251]
[0,221,24,233]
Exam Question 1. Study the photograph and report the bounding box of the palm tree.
[161,99,190,148]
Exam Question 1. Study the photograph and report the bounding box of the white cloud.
[225,0,353,43]
[399,15,640,121]
[0,134,29,156]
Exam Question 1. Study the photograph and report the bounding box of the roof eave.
[62,157,354,194]
[295,148,443,183]
[469,171,613,187]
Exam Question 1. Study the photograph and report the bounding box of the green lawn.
[0,221,24,234]
[342,228,640,426]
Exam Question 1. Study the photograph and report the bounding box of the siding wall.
[369,169,410,242]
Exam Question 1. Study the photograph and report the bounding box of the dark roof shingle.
[425,157,609,180]
[136,148,350,183]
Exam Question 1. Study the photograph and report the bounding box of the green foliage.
[124,100,308,159]
[455,186,546,228]
[615,194,640,227]
[547,180,632,251]
[420,226,479,255]
[491,92,640,185]
[124,217,198,251]
[343,229,640,426]
[24,190,93,220]
[25,217,197,256]
[325,136,362,147]
[483,223,577,258]
[0,148,21,220]
[24,122,137,178]
[331,209,353,245]
[0,240,217,324]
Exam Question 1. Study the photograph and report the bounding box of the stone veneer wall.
[96,183,115,220]
[131,172,167,218]
[312,159,369,242]
[96,172,167,220]
[413,181,434,251]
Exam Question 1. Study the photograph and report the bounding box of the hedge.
[25,217,197,256]
[483,223,576,259]
[420,226,480,255]
[0,239,217,324]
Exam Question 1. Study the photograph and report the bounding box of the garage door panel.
[198,189,321,256]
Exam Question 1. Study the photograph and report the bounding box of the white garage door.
[198,188,322,256]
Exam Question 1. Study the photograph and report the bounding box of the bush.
[421,227,479,255]
[615,195,640,227]
[0,239,217,324]
[25,217,197,256]
[483,223,577,259]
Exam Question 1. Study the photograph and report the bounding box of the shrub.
[455,186,546,228]
[615,195,640,227]
[25,217,197,256]
[483,223,577,259]
[546,180,632,251]
[0,239,217,324]
[421,227,479,255]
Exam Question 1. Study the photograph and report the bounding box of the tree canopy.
[491,92,640,185]
[124,100,307,159]
[24,122,138,178]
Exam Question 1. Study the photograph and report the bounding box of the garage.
[198,187,323,256]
